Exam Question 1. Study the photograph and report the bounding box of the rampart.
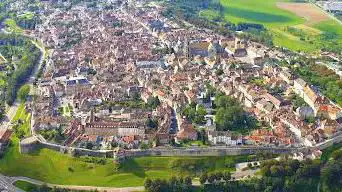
[19,136,306,160]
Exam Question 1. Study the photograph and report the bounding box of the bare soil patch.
[277,2,329,25]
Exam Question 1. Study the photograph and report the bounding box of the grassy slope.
[219,0,303,27]
[14,180,38,191]
[216,0,342,52]
[320,143,342,163]
[0,137,246,187]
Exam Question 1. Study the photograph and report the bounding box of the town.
[0,0,336,160]
[0,0,341,191]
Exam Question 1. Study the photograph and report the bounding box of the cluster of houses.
[26,0,342,152]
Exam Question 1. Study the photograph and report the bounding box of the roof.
[176,121,197,140]
[295,78,307,87]
[189,41,210,50]
[0,129,12,143]
[304,86,318,103]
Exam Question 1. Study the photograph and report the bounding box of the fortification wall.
[18,136,312,160]
[121,147,302,159]
[316,133,342,150]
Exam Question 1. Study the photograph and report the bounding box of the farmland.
[198,0,342,53]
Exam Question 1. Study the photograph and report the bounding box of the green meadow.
[200,0,342,53]
[219,0,303,26]
[0,137,248,187]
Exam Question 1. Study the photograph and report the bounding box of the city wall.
[19,136,305,159]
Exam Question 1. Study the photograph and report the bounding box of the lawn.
[0,137,248,187]
[14,180,39,191]
[11,103,26,123]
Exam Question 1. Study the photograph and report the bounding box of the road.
[10,176,144,192]
[1,102,18,129]
[0,174,23,192]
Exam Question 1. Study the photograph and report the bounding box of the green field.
[0,137,248,187]
[200,0,342,52]
[219,0,303,26]
[14,180,39,191]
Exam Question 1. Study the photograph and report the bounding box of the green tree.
[17,83,30,102]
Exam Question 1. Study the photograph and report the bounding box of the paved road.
[0,174,23,192]
[10,176,144,192]
[1,102,18,129]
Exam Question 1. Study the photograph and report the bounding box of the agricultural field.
[200,0,342,53]
[0,137,250,187]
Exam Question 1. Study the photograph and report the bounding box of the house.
[293,78,307,95]
[156,133,171,145]
[317,105,342,120]
[262,93,283,109]
[85,111,146,137]
[65,77,91,95]
[0,129,12,153]
[208,131,232,145]
[279,70,293,85]
[0,129,12,144]
[175,119,198,142]
[127,86,143,97]
[234,48,247,57]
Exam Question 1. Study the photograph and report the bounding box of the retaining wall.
[20,136,305,159]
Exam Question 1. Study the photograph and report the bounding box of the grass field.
[11,103,26,123]
[14,180,39,191]
[219,0,304,27]
[200,0,342,52]
[0,137,247,187]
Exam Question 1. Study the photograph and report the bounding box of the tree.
[147,96,160,109]
[146,118,157,129]
[184,176,192,186]
[322,161,342,191]
[139,143,149,150]
[144,178,152,190]
[200,173,208,184]
[215,172,223,181]
[86,142,94,150]
[194,104,206,124]
[208,173,216,183]
[17,84,30,102]
[223,171,231,182]
[214,95,257,132]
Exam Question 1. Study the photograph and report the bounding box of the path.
[1,102,18,129]
[10,176,144,192]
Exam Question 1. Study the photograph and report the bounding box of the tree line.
[0,33,41,105]
[144,176,193,192]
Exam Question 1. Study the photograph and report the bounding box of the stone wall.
[316,133,342,150]
[20,136,113,158]
[19,135,328,161]
[119,147,303,159]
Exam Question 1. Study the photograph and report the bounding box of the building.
[208,131,232,145]
[0,129,13,153]
[175,119,197,142]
